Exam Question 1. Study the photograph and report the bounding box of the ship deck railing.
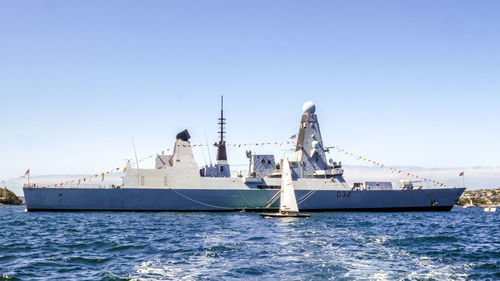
[23,183,123,189]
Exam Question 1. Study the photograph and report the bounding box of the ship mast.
[216,95,227,162]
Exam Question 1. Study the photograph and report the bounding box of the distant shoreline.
[456,188,499,207]
[0,188,23,205]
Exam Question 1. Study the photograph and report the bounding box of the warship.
[23,99,465,212]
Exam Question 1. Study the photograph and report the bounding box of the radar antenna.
[219,95,225,143]
[216,95,228,161]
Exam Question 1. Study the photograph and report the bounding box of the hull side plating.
[24,187,465,212]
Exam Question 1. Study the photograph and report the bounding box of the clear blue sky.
[1,0,499,181]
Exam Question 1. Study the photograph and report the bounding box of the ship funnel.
[176,130,191,141]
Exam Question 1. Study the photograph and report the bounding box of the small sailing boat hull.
[259,212,310,218]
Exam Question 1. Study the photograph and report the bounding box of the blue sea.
[0,206,498,281]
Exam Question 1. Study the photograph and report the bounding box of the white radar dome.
[302,101,316,114]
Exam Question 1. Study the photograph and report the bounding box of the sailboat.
[484,206,496,212]
[260,156,310,218]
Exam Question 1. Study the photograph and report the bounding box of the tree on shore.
[0,188,23,205]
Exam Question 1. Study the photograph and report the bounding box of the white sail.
[280,157,299,213]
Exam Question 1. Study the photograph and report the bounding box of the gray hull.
[23,187,465,212]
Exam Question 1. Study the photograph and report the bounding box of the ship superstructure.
[23,100,465,211]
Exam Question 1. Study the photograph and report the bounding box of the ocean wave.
[0,206,498,280]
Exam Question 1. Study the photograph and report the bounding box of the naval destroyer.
[23,99,465,211]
